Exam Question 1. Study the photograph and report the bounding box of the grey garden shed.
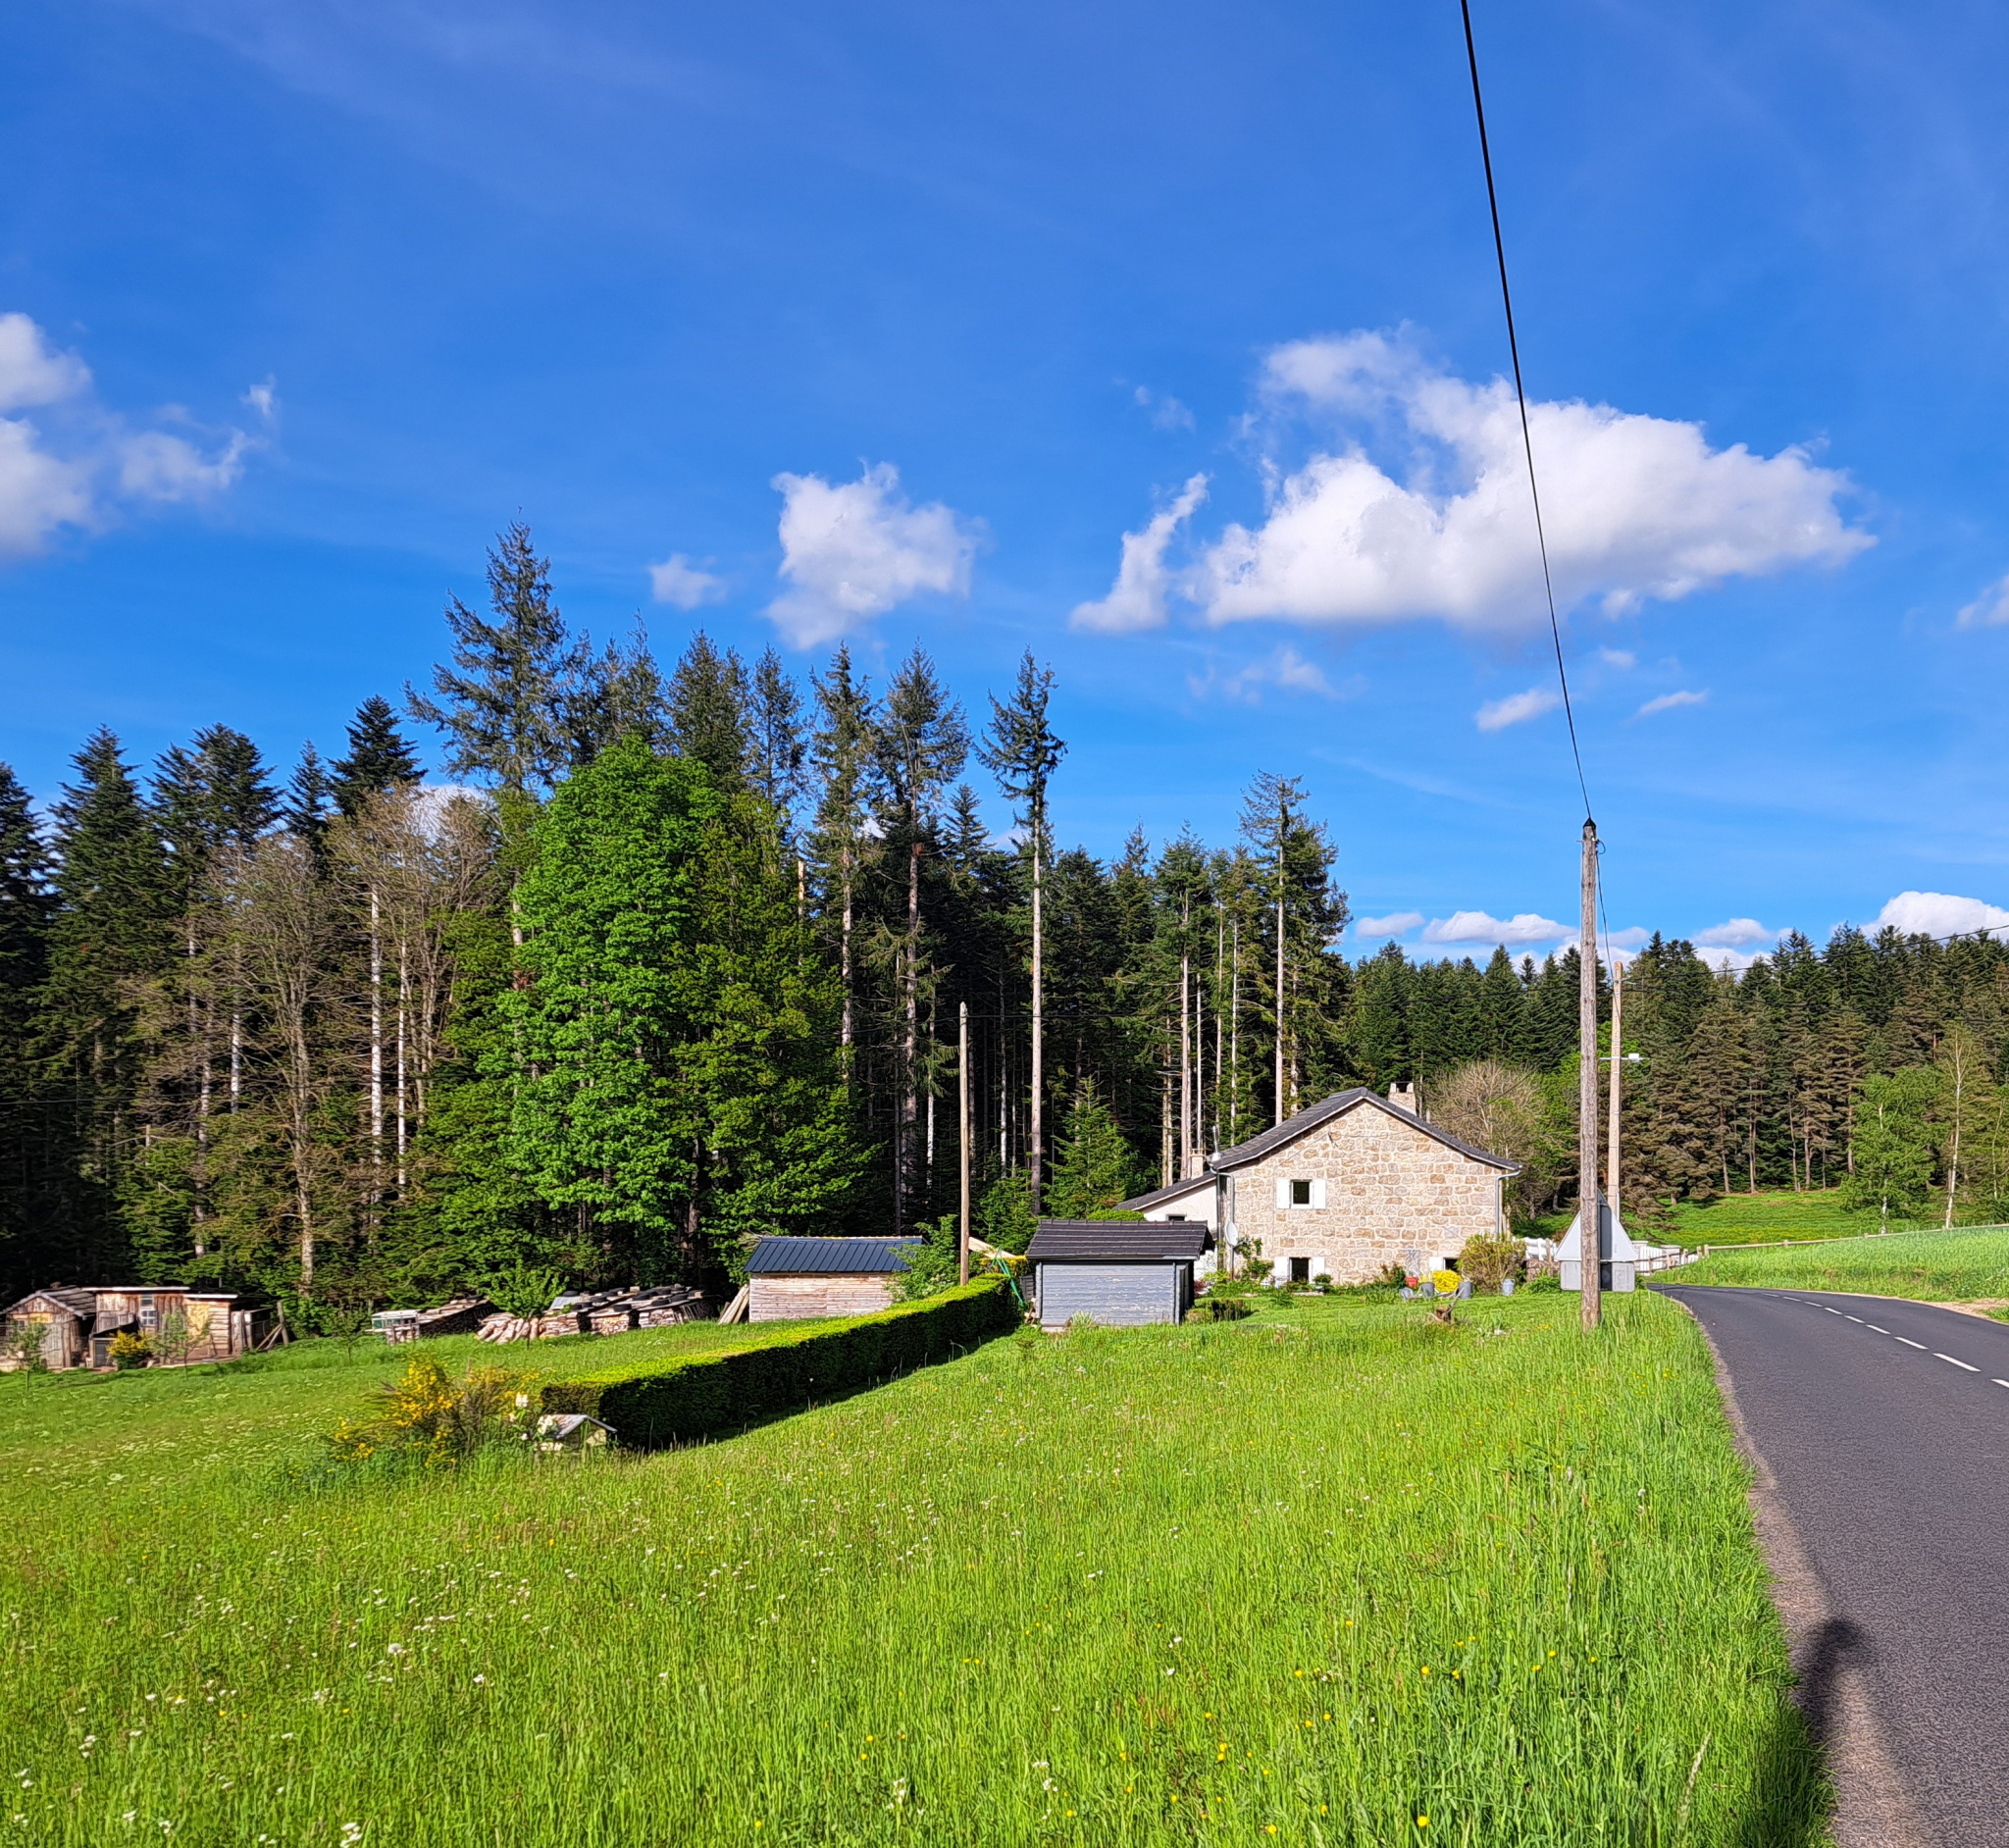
[1026,1221,1210,1329]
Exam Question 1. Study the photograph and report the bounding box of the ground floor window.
[1289,1257,1311,1285]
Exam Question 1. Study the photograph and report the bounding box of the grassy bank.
[1532,1188,1923,1250]
[1673,1223,2009,1302]
[1,1293,1826,1846]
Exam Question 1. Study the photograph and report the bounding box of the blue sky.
[5,0,2009,965]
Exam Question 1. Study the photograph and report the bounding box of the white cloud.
[1474,687,1560,732]
[242,377,278,421]
[0,312,257,559]
[648,552,726,610]
[1956,574,2009,629]
[1694,917,1772,948]
[1604,926,1651,950]
[1634,688,1708,719]
[1873,891,2009,941]
[1188,642,1337,703]
[767,463,978,647]
[1133,385,1195,432]
[1697,945,1769,973]
[1420,909,1569,948]
[118,429,250,501]
[1072,475,1209,634]
[1597,647,1636,669]
[1355,910,1423,938]
[0,313,91,412]
[1190,330,1870,631]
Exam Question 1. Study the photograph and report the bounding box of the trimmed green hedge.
[539,1277,1019,1448]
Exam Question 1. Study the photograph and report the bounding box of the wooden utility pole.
[1579,818,1602,1329]
[1607,957,1623,1225]
[958,1001,971,1286]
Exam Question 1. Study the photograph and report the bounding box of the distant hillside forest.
[3,527,2007,1314]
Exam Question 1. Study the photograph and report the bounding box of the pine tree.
[35,731,175,1278]
[331,697,424,818]
[808,646,879,1054]
[667,632,751,791]
[1046,1079,1139,1217]
[282,744,334,849]
[408,522,576,794]
[978,651,1065,1210]
[0,765,55,1297]
[748,648,807,836]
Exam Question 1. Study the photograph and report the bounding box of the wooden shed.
[1,1285,258,1370]
[1026,1221,1210,1329]
[745,1237,920,1321]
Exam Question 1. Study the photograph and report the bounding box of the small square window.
[1289,1178,1313,1206]
[1289,1257,1311,1285]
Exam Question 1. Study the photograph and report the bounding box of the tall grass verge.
[0,1293,1826,1845]
[1672,1223,2009,1300]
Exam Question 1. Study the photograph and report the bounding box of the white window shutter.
[1274,1178,1289,1209]
[1311,1179,1326,1208]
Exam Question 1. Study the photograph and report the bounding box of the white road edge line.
[1844,1315,1863,1323]
[1868,1325,1890,1333]
[1935,1354,1980,1372]
[1822,1306,1842,1313]
[1896,1337,1928,1349]
[1993,1379,2009,1390]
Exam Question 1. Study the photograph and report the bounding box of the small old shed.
[1,1286,259,1370]
[745,1237,921,1321]
[1026,1221,1210,1329]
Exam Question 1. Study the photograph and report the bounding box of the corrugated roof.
[1026,1221,1211,1261]
[1117,1175,1216,1213]
[1209,1088,1519,1174]
[746,1236,921,1275]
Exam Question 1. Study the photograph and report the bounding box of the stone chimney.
[1388,1081,1418,1114]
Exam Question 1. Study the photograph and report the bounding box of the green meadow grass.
[0,1293,1827,1847]
[1533,1188,1921,1250]
[1674,1222,2009,1301]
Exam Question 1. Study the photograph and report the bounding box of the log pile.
[475,1283,710,1344]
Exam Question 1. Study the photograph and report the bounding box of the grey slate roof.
[1209,1088,1519,1173]
[746,1236,922,1275]
[1026,1221,1211,1261]
[1116,1175,1216,1214]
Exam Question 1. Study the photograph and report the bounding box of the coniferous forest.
[3,526,2007,1315]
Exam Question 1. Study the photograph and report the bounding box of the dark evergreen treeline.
[3,525,2007,1313]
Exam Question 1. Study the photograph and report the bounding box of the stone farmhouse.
[1122,1085,1518,1287]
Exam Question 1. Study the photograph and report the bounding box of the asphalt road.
[1658,1285,2009,1847]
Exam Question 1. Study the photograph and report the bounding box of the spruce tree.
[1047,1079,1139,1217]
[667,632,751,790]
[0,765,54,1297]
[331,697,424,818]
[36,731,175,1277]
[282,744,334,848]
[408,522,576,794]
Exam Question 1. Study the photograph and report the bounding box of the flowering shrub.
[1458,1231,1524,1294]
[1429,1268,1463,1298]
[107,1330,152,1370]
[328,1357,532,1466]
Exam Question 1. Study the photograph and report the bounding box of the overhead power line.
[1457,0,1592,831]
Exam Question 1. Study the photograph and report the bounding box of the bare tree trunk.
[898,840,922,1233]
[1179,936,1192,1179]
[190,922,209,1258]
[1213,907,1224,1155]
[1945,1037,1966,1228]
[839,849,854,1051]
[369,886,384,1204]
[395,941,409,1191]
[1273,894,1286,1126]
[1229,916,1240,1145]
[1160,1060,1173,1187]
[1029,831,1045,1211]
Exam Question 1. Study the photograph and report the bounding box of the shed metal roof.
[1026,1221,1211,1261]
[746,1236,921,1275]
[1209,1088,1519,1174]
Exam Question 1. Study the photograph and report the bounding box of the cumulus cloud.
[1604,927,1651,950]
[1355,910,1424,939]
[1597,647,1636,669]
[1474,687,1560,732]
[1956,574,2009,629]
[1697,945,1770,973]
[1072,475,1209,634]
[1634,688,1708,719]
[242,377,278,421]
[766,463,979,647]
[1188,643,1337,703]
[1874,891,2009,941]
[648,552,726,610]
[1420,909,1569,948]
[1133,385,1195,432]
[0,311,258,558]
[1189,330,1869,630]
[1694,917,1773,948]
